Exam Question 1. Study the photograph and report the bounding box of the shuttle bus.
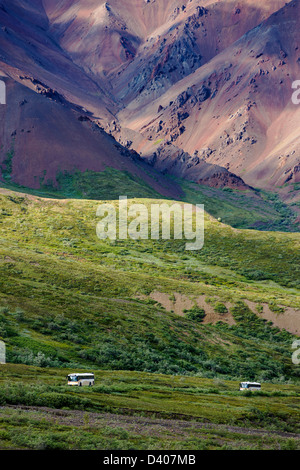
[67,373,95,387]
[239,382,261,391]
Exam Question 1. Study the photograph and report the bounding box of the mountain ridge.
[0,0,299,220]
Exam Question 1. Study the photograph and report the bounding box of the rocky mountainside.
[0,0,299,203]
[0,74,183,198]
[115,0,300,191]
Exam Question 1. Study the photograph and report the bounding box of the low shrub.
[184,306,206,323]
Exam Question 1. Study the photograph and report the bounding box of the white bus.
[239,382,261,391]
[67,373,95,387]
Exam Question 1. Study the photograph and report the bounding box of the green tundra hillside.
[0,187,299,450]
[0,189,299,380]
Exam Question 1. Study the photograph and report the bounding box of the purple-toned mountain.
[116,0,300,191]
[0,0,299,200]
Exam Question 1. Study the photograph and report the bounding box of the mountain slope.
[0,190,299,378]
[0,0,255,198]
[0,75,183,199]
[0,0,117,120]
[42,0,288,103]
[115,0,300,193]
[110,0,289,106]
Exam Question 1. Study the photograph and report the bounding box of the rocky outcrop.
[145,143,251,190]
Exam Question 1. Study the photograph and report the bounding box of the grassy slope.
[0,185,299,450]
[179,179,299,232]
[0,190,298,379]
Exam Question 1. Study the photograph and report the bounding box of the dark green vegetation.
[184,306,206,323]
[0,145,14,182]
[42,168,164,201]
[0,365,299,450]
[180,179,299,232]
[0,167,298,231]
[0,185,299,450]
[1,168,165,201]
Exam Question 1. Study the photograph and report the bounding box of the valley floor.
[0,365,299,451]
[0,405,299,451]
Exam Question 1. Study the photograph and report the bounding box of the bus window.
[68,375,78,382]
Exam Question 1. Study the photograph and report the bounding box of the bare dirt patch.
[244,300,300,335]
[138,291,236,325]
